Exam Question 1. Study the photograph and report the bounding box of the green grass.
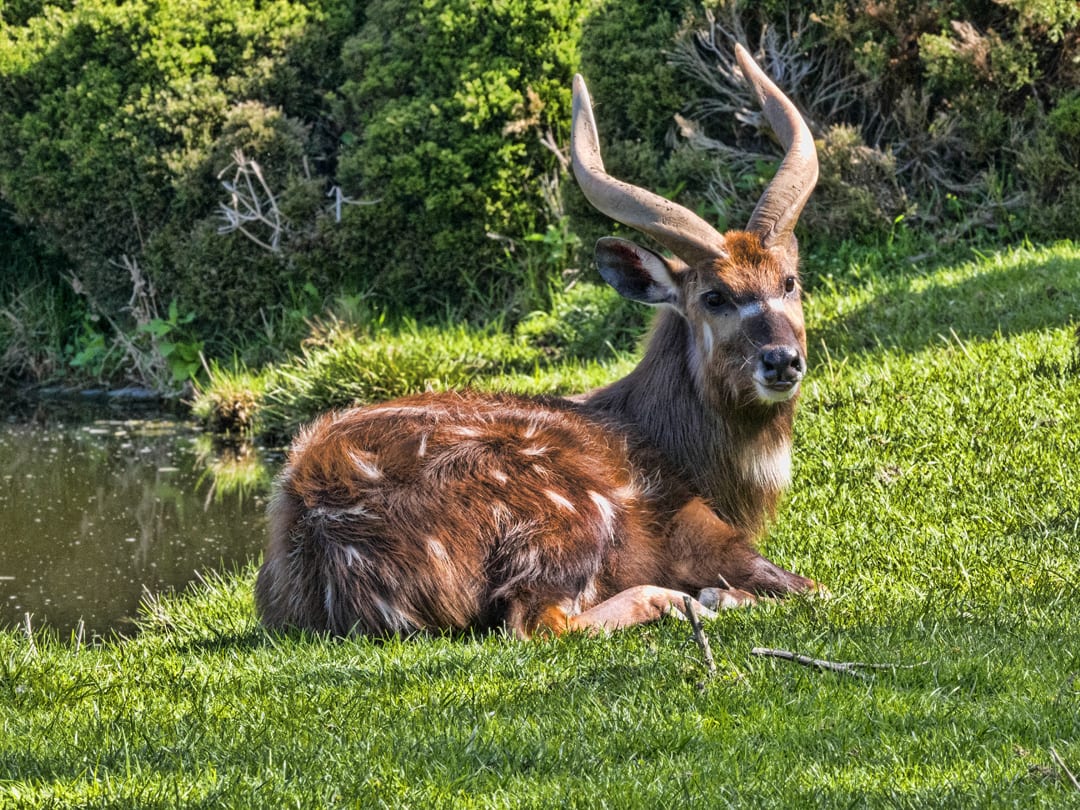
[3,239,1080,808]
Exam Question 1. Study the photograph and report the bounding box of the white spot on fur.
[491,468,509,484]
[491,501,513,528]
[588,490,617,538]
[573,578,599,615]
[544,489,577,513]
[521,445,549,457]
[347,450,383,480]
[340,544,364,567]
[372,595,413,632]
[310,504,379,522]
[417,433,428,458]
[446,425,482,439]
[427,538,450,561]
[738,442,793,491]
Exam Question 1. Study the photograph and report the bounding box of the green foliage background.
[1,0,1079,387]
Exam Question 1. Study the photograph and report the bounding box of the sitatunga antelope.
[255,44,820,637]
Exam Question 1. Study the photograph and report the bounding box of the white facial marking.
[544,489,577,513]
[738,301,764,320]
[700,322,715,360]
[768,296,789,309]
[752,377,800,404]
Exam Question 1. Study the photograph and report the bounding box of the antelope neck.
[581,310,794,515]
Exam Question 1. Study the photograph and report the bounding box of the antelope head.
[571,44,819,410]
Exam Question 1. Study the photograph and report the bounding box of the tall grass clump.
[254,318,537,438]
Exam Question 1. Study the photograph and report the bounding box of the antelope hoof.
[697,586,757,611]
[806,580,832,599]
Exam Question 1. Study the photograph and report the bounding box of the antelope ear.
[594,237,680,307]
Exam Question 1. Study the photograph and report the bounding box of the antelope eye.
[701,290,728,310]
[784,276,798,294]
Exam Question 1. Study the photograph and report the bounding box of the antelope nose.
[760,346,804,387]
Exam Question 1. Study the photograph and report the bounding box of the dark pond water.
[0,403,278,637]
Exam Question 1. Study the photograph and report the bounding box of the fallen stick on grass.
[683,596,717,675]
[751,647,928,679]
[1050,747,1080,792]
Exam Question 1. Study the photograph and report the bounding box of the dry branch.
[751,647,928,679]
[683,596,717,675]
[1051,748,1080,792]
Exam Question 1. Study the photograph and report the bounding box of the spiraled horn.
[571,74,727,267]
[735,43,819,248]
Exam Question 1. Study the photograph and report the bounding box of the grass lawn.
[2,239,1079,808]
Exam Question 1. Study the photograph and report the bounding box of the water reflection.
[0,406,277,636]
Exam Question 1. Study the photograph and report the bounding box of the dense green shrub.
[0,0,594,353]
[327,0,590,315]
[802,0,1079,238]
[0,206,80,385]
[516,281,646,361]
[0,0,359,345]
[3,0,1080,391]
[660,1,1080,243]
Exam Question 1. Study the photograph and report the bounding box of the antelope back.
[254,392,670,636]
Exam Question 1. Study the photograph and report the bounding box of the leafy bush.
[516,281,647,361]
[665,1,1080,243]
[809,0,1079,238]
[0,0,358,345]
[327,0,590,315]
[1017,91,1080,235]
[0,206,80,385]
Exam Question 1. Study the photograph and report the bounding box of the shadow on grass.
[811,244,1080,358]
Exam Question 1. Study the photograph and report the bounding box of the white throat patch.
[737,442,792,491]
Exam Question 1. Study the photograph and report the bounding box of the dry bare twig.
[1050,748,1080,792]
[217,149,284,253]
[22,612,37,657]
[683,596,717,675]
[751,647,929,679]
